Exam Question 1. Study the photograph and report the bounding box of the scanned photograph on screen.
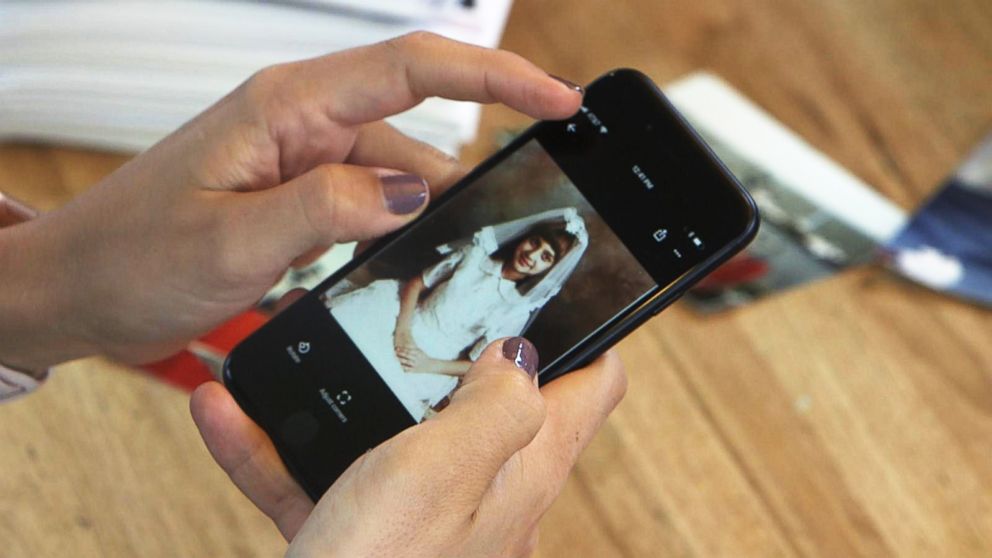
[320,140,656,421]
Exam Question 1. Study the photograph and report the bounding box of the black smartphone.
[224,69,759,500]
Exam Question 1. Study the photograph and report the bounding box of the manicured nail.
[548,74,584,94]
[381,174,428,215]
[502,337,539,378]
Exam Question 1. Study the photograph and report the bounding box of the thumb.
[190,381,314,541]
[231,164,428,268]
[415,337,546,503]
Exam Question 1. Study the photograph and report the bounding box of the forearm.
[0,220,93,371]
[394,277,424,334]
[429,359,473,376]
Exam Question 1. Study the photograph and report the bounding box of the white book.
[666,72,905,241]
[0,0,514,154]
[666,72,906,312]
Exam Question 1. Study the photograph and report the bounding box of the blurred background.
[2,1,992,557]
[0,0,513,154]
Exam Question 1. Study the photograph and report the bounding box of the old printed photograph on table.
[665,73,906,312]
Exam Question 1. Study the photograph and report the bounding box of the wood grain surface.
[2,1,991,556]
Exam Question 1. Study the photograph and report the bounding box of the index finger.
[290,32,583,125]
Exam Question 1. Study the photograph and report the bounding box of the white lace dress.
[328,245,525,421]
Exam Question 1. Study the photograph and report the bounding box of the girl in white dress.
[326,208,589,421]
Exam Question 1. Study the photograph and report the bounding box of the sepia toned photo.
[320,140,656,421]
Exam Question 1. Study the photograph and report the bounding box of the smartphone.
[224,69,759,500]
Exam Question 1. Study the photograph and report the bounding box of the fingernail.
[381,174,428,215]
[548,74,584,94]
[502,337,539,378]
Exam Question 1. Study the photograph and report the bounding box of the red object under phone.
[693,253,769,290]
[141,311,269,391]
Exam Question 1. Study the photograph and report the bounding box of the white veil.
[436,208,589,355]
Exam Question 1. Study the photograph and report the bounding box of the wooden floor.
[3,1,992,556]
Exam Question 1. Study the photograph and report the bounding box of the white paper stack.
[0,0,514,155]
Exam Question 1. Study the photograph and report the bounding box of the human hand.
[396,344,432,372]
[192,339,626,557]
[393,327,418,359]
[393,327,434,373]
[0,33,582,371]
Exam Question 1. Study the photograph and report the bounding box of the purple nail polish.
[502,337,539,378]
[548,74,584,94]
[381,174,428,215]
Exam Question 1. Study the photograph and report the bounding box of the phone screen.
[320,138,657,422]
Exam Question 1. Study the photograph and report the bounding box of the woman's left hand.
[396,345,435,373]
[0,32,582,371]
[393,327,420,363]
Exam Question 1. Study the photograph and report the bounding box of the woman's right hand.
[191,339,626,557]
[0,32,581,372]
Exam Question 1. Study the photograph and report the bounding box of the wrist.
[0,218,95,370]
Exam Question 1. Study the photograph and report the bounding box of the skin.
[192,343,626,558]
[1,32,627,557]
[504,234,557,280]
[393,234,560,376]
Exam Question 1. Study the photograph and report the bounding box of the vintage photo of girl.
[324,208,589,422]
